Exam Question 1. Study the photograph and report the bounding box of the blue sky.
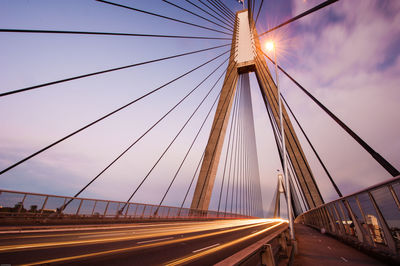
[0,0,399,217]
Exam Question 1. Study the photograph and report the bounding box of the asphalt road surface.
[0,219,287,265]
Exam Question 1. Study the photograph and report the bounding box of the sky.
[0,0,399,217]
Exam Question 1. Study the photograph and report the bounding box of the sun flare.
[265,41,274,52]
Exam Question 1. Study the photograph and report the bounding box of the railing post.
[91,200,97,216]
[133,204,139,218]
[76,199,83,216]
[322,208,329,229]
[115,203,120,218]
[368,191,397,252]
[141,205,147,218]
[388,185,400,210]
[331,206,340,233]
[59,198,67,215]
[40,196,49,215]
[332,203,346,235]
[343,200,364,243]
[124,203,130,218]
[261,244,276,266]
[323,207,332,233]
[103,201,110,217]
[18,194,27,214]
[148,206,154,218]
[317,209,325,229]
[354,196,374,246]
[326,205,338,234]
[279,232,289,258]
[337,202,351,235]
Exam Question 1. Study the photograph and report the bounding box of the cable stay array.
[0,28,232,40]
[161,0,233,32]
[0,0,248,215]
[261,51,399,178]
[258,0,340,36]
[213,73,263,217]
[0,49,230,176]
[0,0,397,220]
[0,44,230,98]
[96,0,232,36]
[184,0,235,30]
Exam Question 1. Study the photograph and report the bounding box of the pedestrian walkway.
[294,224,387,266]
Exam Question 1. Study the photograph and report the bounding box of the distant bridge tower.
[190,9,324,212]
[273,173,285,218]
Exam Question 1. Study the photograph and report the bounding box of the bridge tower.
[273,173,285,218]
[190,9,324,212]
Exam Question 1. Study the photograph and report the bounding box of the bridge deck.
[294,224,386,266]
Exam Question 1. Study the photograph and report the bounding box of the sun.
[265,41,274,52]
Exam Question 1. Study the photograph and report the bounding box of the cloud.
[277,0,400,201]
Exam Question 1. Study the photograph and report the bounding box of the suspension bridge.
[0,0,399,265]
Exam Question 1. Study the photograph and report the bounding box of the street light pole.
[239,0,244,9]
[273,45,295,241]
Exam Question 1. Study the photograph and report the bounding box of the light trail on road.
[0,219,287,265]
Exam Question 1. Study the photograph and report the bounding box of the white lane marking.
[192,243,220,253]
[78,232,130,239]
[137,237,173,244]
[340,256,348,262]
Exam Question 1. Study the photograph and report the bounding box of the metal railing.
[0,189,250,221]
[296,175,400,262]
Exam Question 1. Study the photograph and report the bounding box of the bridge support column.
[190,9,242,211]
[190,63,239,211]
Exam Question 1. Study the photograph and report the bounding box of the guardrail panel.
[126,203,138,217]
[167,207,176,218]
[144,205,154,218]
[24,194,46,214]
[330,203,345,235]
[92,200,107,217]
[135,204,145,218]
[348,196,370,239]
[357,192,386,245]
[371,186,400,248]
[0,191,25,213]
[338,200,356,236]
[392,183,400,200]
[105,202,119,217]
[179,208,189,217]
[62,198,80,215]
[157,206,167,217]
[79,199,96,215]
[44,196,65,213]
[325,204,338,234]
